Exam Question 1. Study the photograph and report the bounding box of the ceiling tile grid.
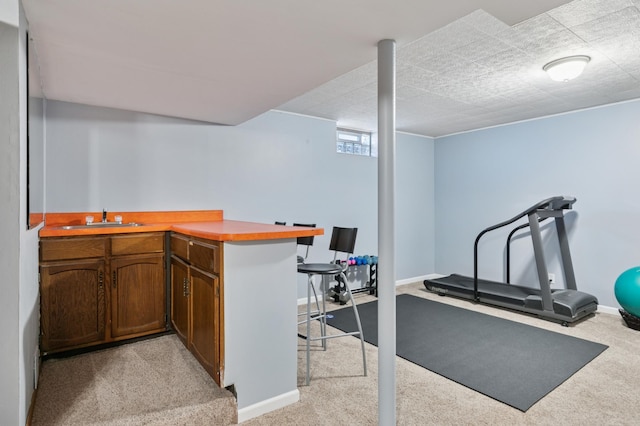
[278,0,640,137]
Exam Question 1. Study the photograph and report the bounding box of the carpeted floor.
[247,283,640,425]
[326,293,608,411]
[31,334,237,425]
[31,282,640,425]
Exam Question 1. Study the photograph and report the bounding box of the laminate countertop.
[39,210,323,241]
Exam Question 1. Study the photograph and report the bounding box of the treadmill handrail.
[505,217,549,284]
[473,196,576,299]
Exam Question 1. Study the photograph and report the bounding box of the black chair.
[297,227,367,385]
[293,223,321,331]
[293,222,315,264]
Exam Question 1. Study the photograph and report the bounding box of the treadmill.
[424,196,598,325]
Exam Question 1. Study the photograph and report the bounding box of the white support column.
[377,38,396,426]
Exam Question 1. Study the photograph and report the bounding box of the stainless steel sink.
[61,222,144,230]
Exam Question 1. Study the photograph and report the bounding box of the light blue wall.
[45,101,436,296]
[396,132,435,278]
[0,2,41,424]
[0,18,21,426]
[42,94,640,310]
[434,99,640,309]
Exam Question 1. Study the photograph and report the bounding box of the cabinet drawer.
[190,240,220,274]
[111,233,164,256]
[170,233,189,261]
[41,237,107,261]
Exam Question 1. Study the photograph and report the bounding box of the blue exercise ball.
[614,266,640,317]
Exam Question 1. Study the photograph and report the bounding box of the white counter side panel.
[223,239,299,416]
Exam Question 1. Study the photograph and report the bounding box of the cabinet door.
[111,254,166,338]
[190,266,220,384]
[170,256,190,346]
[40,259,106,352]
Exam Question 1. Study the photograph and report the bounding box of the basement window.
[336,128,372,156]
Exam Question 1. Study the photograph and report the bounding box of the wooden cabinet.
[39,233,167,354]
[190,267,220,379]
[110,254,165,338]
[170,255,190,345]
[40,259,106,351]
[170,233,223,385]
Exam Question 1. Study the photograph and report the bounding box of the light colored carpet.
[31,282,640,425]
[246,283,640,425]
[31,334,237,425]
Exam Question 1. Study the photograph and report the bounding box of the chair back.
[293,223,316,246]
[293,223,315,262]
[329,227,357,258]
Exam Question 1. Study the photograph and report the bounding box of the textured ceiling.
[278,0,640,137]
[22,0,570,128]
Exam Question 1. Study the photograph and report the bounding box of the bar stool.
[297,226,367,385]
[293,222,315,264]
[293,223,321,334]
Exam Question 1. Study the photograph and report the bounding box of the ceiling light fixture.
[543,55,591,82]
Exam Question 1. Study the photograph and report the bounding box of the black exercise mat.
[326,294,607,411]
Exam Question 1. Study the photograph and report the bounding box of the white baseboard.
[296,274,432,305]
[237,389,299,423]
[396,274,446,286]
[597,304,619,315]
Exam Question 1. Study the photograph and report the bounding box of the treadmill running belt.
[427,273,540,303]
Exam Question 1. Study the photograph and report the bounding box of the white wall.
[45,101,436,297]
[434,100,640,309]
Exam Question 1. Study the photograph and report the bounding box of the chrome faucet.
[102,209,107,223]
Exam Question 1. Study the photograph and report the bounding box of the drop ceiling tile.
[570,7,640,42]
[278,1,640,138]
[458,9,511,36]
[521,29,590,60]
[397,84,428,100]
[589,33,640,64]
[401,92,469,113]
[586,72,638,95]
[422,19,492,51]
[605,86,640,102]
[413,50,474,75]
[397,65,440,90]
[399,37,449,64]
[548,0,633,28]
[453,37,512,63]
[500,13,567,50]
[473,47,533,72]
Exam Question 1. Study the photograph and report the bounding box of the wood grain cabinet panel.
[111,254,166,338]
[189,240,220,274]
[170,256,190,346]
[111,233,164,256]
[169,232,223,385]
[190,267,219,381]
[170,234,189,262]
[40,259,105,352]
[40,237,107,261]
[40,233,167,354]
